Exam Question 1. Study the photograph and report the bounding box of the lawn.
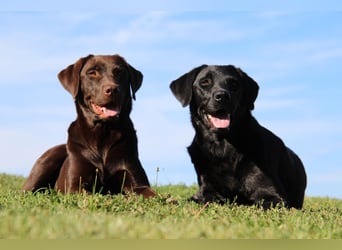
[0,173,341,239]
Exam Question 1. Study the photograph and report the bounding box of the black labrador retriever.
[23,54,155,198]
[170,65,306,209]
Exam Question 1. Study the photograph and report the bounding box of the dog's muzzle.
[91,101,120,119]
[204,90,231,129]
[206,113,231,129]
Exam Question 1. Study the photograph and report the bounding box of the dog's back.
[253,120,307,208]
[22,144,66,192]
[285,147,307,208]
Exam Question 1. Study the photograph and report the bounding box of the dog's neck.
[192,111,258,158]
[69,105,128,158]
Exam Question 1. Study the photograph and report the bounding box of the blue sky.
[1,1,342,198]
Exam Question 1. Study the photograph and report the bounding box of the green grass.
[0,173,341,239]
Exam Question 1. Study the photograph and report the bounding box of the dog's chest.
[202,134,238,159]
[89,129,123,163]
[70,122,124,163]
[191,135,247,184]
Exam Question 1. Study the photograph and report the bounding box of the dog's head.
[170,65,259,131]
[58,54,143,122]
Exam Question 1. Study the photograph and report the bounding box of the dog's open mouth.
[91,102,120,119]
[206,113,231,129]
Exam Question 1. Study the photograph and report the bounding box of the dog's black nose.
[214,91,229,102]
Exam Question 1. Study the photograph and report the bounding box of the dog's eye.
[87,70,96,76]
[87,66,100,77]
[199,79,212,88]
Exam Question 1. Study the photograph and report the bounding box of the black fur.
[170,65,306,209]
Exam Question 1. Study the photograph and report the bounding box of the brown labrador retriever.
[23,54,156,198]
[170,65,306,209]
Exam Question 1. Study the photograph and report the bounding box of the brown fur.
[23,54,155,198]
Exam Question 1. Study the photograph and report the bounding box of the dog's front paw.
[189,193,202,203]
[133,186,156,198]
[189,192,226,205]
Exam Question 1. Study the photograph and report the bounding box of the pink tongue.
[91,103,119,118]
[101,107,119,118]
[208,114,230,128]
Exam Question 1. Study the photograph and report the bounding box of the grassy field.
[0,173,341,239]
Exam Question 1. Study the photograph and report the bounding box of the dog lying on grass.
[170,65,306,209]
[23,54,155,198]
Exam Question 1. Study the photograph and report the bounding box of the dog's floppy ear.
[236,67,259,110]
[58,55,94,98]
[170,65,207,107]
[126,64,143,100]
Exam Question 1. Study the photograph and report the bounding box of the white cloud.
[114,11,165,44]
[112,11,248,46]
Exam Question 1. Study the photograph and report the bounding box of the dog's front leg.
[55,157,98,194]
[243,168,287,209]
[248,188,287,209]
[191,175,226,204]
